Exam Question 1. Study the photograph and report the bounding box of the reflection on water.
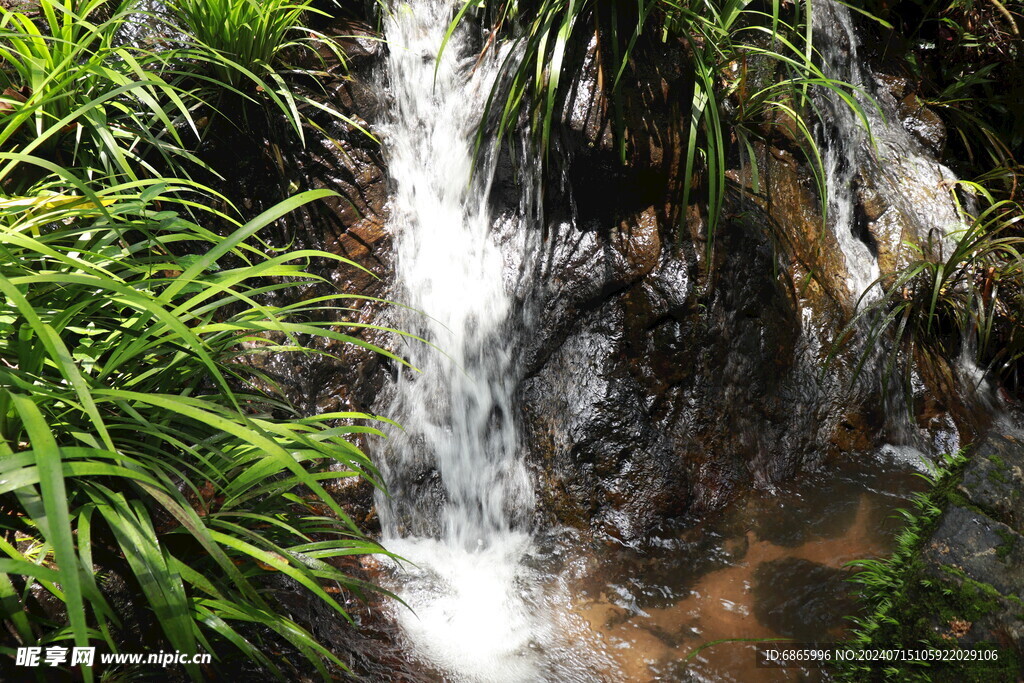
[564,457,925,681]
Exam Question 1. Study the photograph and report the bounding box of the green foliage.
[837,448,1022,681]
[0,0,200,183]
[0,1,398,678]
[169,0,324,84]
[0,0,372,188]
[443,0,870,258]
[0,173,404,679]
[860,0,1024,199]
[164,0,372,144]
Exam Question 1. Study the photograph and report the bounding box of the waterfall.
[378,0,532,550]
[815,0,962,307]
[375,1,544,679]
[814,0,975,449]
[815,0,882,304]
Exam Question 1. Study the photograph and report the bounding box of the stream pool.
[374,447,929,681]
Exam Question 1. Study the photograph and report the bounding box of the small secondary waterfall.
[814,0,978,448]
[375,1,545,679]
[815,0,881,304]
[815,0,963,307]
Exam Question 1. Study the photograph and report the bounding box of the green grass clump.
[169,0,321,83]
[0,0,199,183]
[832,189,1024,399]
[836,451,956,682]
[165,0,368,144]
[0,1,399,679]
[443,0,873,258]
[0,172,406,679]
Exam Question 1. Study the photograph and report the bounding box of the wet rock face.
[517,191,879,540]
[922,506,1024,599]
[254,11,970,544]
[519,297,692,537]
[875,74,947,157]
[958,431,1024,537]
[510,36,873,540]
[508,18,981,539]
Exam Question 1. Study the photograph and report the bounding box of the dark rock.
[959,431,1024,535]
[0,0,37,12]
[921,505,1024,598]
[951,591,1024,653]
[513,40,940,538]
[875,73,911,101]
[914,498,1024,656]
[921,565,1024,654]
[752,558,857,640]
[520,301,691,538]
[517,182,885,538]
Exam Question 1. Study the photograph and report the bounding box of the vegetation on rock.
[839,443,1024,680]
[0,0,398,679]
[447,0,874,255]
[833,0,1024,398]
[836,192,1024,399]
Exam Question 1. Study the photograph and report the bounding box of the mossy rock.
[959,433,1024,535]
[836,433,1024,681]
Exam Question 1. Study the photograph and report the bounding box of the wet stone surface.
[921,505,1024,598]
[516,187,897,540]
[913,428,1024,654]
[959,431,1024,535]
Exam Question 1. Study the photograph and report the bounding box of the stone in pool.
[752,557,857,640]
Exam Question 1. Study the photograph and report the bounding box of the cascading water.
[815,0,882,304]
[815,0,963,307]
[375,2,546,679]
[379,0,531,549]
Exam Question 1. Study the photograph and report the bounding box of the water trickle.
[375,1,542,678]
[815,0,963,308]
[815,0,881,304]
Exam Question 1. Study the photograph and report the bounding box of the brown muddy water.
[559,452,927,681]
[366,449,928,682]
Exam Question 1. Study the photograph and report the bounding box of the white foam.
[876,443,935,474]
[385,535,545,682]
